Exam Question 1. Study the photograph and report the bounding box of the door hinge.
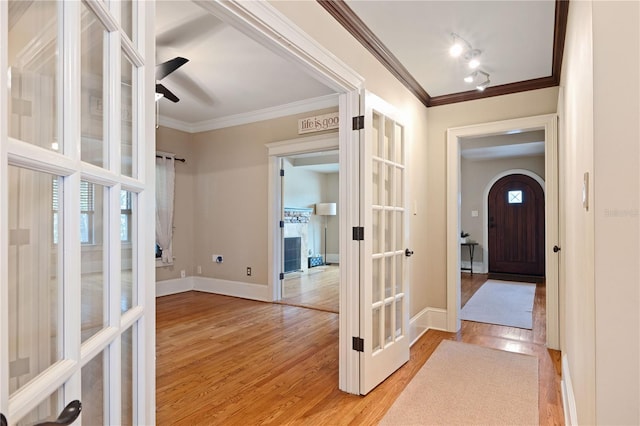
[279,272,284,280]
[352,226,364,241]
[352,336,364,352]
[352,115,364,130]
[279,220,284,228]
[280,169,285,177]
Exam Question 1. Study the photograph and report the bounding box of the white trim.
[193,277,270,302]
[156,276,271,302]
[446,114,560,350]
[266,133,339,304]
[156,277,195,297]
[480,169,545,275]
[409,307,448,345]
[561,354,578,426]
[159,94,340,134]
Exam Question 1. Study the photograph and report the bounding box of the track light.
[475,71,491,91]
[463,70,491,91]
[449,33,471,58]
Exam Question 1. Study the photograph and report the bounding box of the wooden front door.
[488,174,545,277]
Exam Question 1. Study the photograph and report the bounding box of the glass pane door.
[360,91,409,395]
[1,1,153,424]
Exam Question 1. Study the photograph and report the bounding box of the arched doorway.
[488,173,545,279]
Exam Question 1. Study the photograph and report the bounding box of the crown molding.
[318,0,569,107]
[158,93,340,134]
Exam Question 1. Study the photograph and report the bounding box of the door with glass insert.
[359,91,410,394]
[1,1,154,424]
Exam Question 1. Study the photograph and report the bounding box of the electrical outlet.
[180,270,186,278]
[246,267,252,276]
[197,265,202,274]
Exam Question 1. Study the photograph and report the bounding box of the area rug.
[379,340,538,425]
[460,280,536,329]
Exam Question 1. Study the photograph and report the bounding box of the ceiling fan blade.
[156,83,180,103]
[156,57,189,80]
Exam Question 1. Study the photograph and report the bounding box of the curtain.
[156,155,175,264]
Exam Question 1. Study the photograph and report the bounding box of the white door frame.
[266,133,339,302]
[196,1,364,394]
[446,114,560,350]
[480,169,546,274]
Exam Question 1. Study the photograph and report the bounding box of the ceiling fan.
[155,57,189,103]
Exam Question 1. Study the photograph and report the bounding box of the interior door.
[1,1,154,424]
[488,174,545,276]
[359,91,410,394]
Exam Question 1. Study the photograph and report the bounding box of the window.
[120,190,132,242]
[52,180,96,244]
[508,190,523,204]
[80,181,96,243]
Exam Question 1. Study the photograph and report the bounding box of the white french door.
[359,91,410,394]
[1,1,155,425]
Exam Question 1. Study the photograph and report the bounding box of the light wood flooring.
[279,265,339,313]
[156,273,563,425]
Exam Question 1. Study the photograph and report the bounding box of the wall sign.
[298,112,339,134]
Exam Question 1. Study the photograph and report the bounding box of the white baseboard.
[326,253,340,264]
[193,276,270,302]
[561,354,578,426]
[460,260,486,274]
[156,277,194,297]
[409,307,448,346]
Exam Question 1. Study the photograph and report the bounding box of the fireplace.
[284,237,302,273]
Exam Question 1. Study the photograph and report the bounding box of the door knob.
[405,248,414,257]
[553,245,561,253]
[35,400,81,426]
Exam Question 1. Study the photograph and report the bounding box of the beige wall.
[560,1,639,424]
[190,108,337,285]
[155,126,196,282]
[426,87,559,308]
[592,1,639,423]
[460,155,545,266]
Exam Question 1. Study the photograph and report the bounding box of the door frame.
[446,114,560,349]
[197,1,364,394]
[482,169,545,274]
[266,133,339,302]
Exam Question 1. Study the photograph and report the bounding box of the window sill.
[156,259,173,268]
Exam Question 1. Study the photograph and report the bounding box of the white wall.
[559,1,640,424]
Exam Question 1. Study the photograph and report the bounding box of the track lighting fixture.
[450,33,491,91]
[449,33,482,69]
[463,70,491,91]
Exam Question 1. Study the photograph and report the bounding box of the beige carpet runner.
[380,340,538,425]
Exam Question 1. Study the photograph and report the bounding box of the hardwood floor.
[279,265,339,313]
[156,275,563,425]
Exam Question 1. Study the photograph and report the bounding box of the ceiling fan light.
[468,58,480,69]
[464,72,476,83]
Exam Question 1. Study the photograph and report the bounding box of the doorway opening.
[278,148,340,313]
[447,114,559,349]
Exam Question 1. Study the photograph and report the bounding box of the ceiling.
[156,1,567,132]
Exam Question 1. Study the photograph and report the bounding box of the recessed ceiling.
[321,0,567,106]
[346,1,555,97]
[155,1,337,131]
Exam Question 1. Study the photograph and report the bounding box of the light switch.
[471,210,479,217]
